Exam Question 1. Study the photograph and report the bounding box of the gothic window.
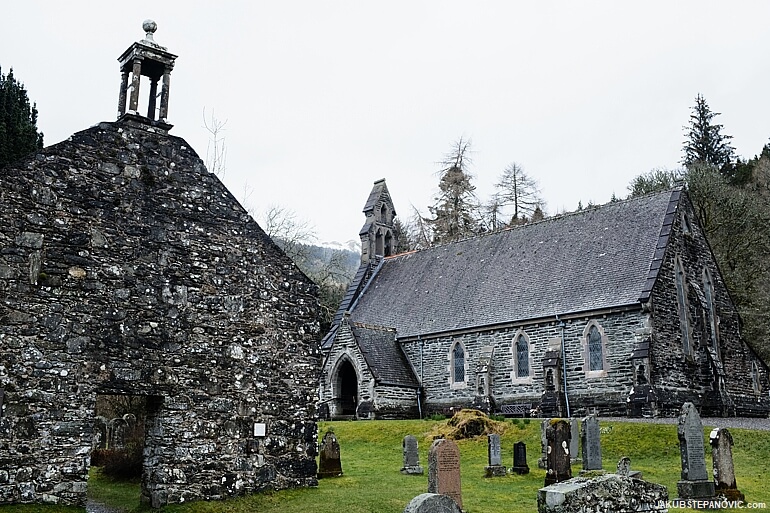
[514,333,530,379]
[384,230,393,257]
[375,228,384,256]
[588,326,603,371]
[582,321,608,377]
[752,360,762,395]
[675,257,693,357]
[703,268,719,356]
[681,211,692,235]
[452,343,465,384]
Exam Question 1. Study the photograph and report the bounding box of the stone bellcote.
[359,179,398,265]
[117,20,177,131]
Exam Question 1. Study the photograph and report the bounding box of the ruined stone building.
[319,179,770,419]
[0,23,320,507]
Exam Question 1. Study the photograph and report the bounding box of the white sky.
[4,1,770,244]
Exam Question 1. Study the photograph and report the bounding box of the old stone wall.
[0,121,321,507]
[649,193,770,416]
[401,310,646,416]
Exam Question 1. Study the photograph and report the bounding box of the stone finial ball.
[143,19,158,34]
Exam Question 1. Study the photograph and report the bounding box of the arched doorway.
[335,360,358,416]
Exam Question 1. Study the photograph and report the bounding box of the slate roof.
[349,190,678,338]
[350,323,419,388]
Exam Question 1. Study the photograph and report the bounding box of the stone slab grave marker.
[580,415,602,472]
[428,438,463,510]
[545,419,572,486]
[402,435,424,475]
[318,430,343,478]
[676,402,715,500]
[710,427,745,502]
[511,441,530,475]
[569,417,580,463]
[403,493,462,513]
[484,433,506,477]
[538,418,550,469]
[616,456,642,479]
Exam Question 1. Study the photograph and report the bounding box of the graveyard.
[9,415,762,513]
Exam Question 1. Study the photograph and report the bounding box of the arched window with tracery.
[452,343,465,384]
[514,332,530,379]
[582,321,608,377]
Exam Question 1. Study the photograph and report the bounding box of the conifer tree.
[427,138,480,244]
[682,94,734,174]
[0,67,44,168]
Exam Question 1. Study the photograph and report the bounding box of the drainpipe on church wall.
[417,336,424,419]
[556,315,571,418]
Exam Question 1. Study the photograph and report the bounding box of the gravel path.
[603,416,770,431]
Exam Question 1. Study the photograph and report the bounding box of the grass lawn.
[12,418,770,513]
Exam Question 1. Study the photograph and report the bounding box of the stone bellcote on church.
[116,20,177,132]
[359,179,398,265]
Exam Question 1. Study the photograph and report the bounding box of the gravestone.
[616,456,642,479]
[484,433,506,477]
[569,418,580,463]
[401,435,424,475]
[709,428,745,502]
[538,418,550,469]
[428,439,463,510]
[545,419,572,486]
[317,403,330,421]
[511,441,530,475]
[92,416,108,450]
[318,430,343,478]
[403,493,462,513]
[676,402,715,500]
[106,417,127,449]
[580,415,602,471]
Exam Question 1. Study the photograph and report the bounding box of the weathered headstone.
[709,428,745,501]
[317,402,330,421]
[401,435,424,475]
[569,417,580,463]
[484,433,506,477]
[538,473,669,513]
[580,415,602,471]
[545,419,572,486]
[428,439,463,510]
[538,418,550,469]
[511,441,530,475]
[92,416,108,450]
[317,430,343,478]
[403,493,462,513]
[616,456,642,479]
[676,402,715,500]
[106,417,127,449]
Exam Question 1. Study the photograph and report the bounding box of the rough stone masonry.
[0,119,321,507]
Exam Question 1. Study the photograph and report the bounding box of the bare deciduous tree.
[495,162,543,223]
[203,108,227,178]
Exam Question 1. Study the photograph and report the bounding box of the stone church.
[319,179,770,419]
[0,23,320,507]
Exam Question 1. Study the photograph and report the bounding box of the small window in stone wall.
[675,257,693,357]
[752,361,762,395]
[582,321,608,377]
[703,268,720,356]
[452,343,465,383]
[588,326,603,371]
[515,333,530,378]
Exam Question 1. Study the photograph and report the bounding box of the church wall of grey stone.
[0,25,321,508]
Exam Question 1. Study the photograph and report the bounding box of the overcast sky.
[4,1,770,244]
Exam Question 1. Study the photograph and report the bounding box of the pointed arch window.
[703,268,720,356]
[588,326,603,371]
[751,360,762,395]
[675,257,693,357]
[452,343,465,384]
[582,321,608,378]
[514,333,530,379]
